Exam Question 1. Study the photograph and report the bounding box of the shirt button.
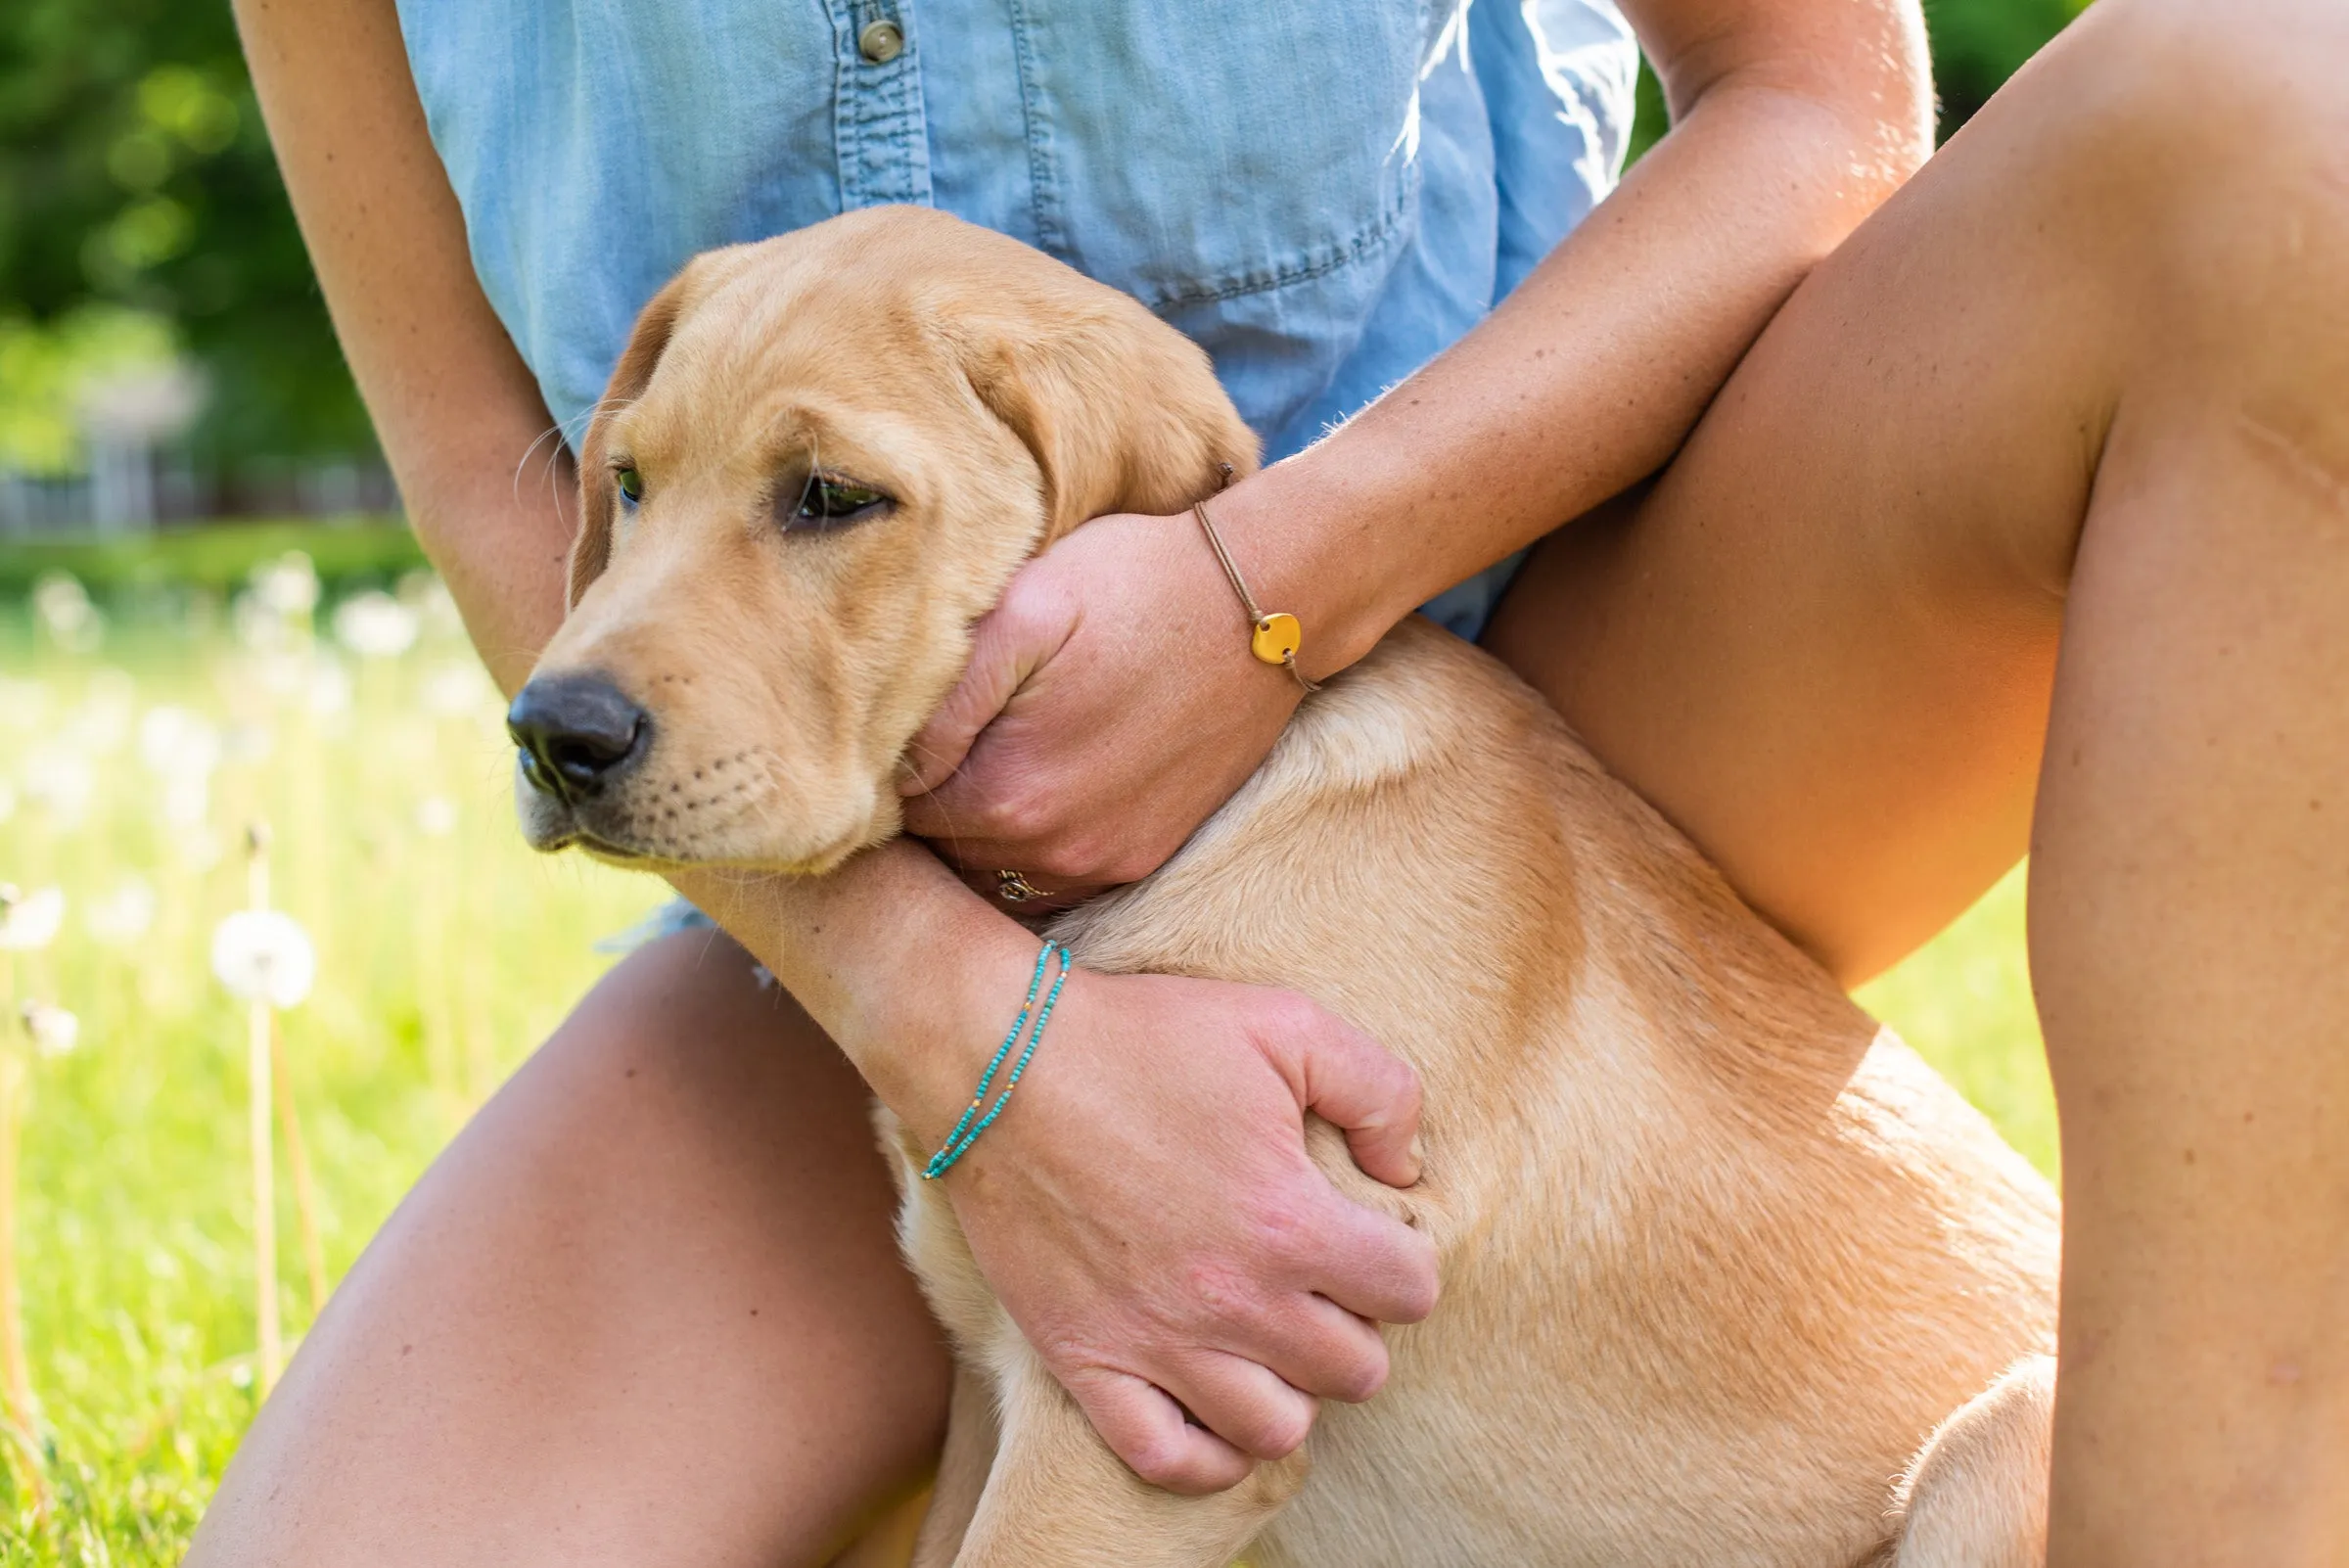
[857,20,904,64]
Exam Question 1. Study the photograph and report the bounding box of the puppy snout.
[507,672,649,802]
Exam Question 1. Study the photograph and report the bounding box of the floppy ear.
[946,291,1263,542]
[570,271,694,608]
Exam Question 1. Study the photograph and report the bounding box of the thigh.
[1485,0,2207,984]
[187,931,951,1568]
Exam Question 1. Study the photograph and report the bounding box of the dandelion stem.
[0,958,47,1515]
[250,996,279,1395]
[246,825,283,1394]
[272,1015,327,1317]
[0,1036,31,1454]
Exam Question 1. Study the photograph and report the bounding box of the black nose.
[507,673,648,801]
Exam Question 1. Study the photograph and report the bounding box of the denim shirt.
[395,0,1635,637]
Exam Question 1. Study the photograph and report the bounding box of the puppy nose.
[507,673,648,801]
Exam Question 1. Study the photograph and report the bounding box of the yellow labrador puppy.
[511,206,2060,1568]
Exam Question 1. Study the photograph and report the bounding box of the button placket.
[834,0,933,210]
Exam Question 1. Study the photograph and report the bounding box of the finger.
[1281,1009,1426,1188]
[1302,1196,1441,1326]
[1065,1366,1256,1496]
[897,585,1074,802]
[1156,1350,1320,1463]
[1239,1293,1391,1405]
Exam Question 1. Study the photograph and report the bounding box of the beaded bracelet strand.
[922,939,1072,1180]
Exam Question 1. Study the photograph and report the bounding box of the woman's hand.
[922,963,1437,1495]
[898,506,1316,899]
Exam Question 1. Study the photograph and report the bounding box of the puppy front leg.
[910,1366,1000,1568]
[952,1347,1303,1568]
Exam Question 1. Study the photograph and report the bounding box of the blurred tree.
[0,0,372,475]
[1926,0,2093,134]
[1629,0,2091,162]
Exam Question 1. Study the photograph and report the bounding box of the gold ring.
[995,869,1051,903]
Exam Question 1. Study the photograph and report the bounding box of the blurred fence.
[0,459,398,539]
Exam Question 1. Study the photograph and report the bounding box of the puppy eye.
[614,467,644,509]
[789,474,891,529]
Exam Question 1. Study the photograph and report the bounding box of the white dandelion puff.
[32,573,105,653]
[21,1002,79,1058]
[223,721,276,765]
[414,795,459,838]
[0,886,66,951]
[161,772,211,827]
[176,824,226,873]
[83,878,157,946]
[209,909,316,1010]
[418,660,495,718]
[306,657,354,717]
[251,553,320,619]
[332,591,420,660]
[0,677,52,731]
[399,573,464,640]
[139,705,224,781]
[66,669,137,755]
[19,749,94,827]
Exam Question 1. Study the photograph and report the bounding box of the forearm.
[236,0,574,696]
[1219,5,1934,667]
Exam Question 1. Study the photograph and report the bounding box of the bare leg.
[186,931,951,1568]
[1491,0,2349,1556]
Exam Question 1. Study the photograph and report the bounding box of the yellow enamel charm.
[1251,612,1304,669]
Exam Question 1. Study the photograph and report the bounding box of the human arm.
[232,0,1435,1491]
[900,0,1935,889]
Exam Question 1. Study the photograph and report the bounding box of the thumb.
[1284,1008,1425,1190]
[897,584,1071,799]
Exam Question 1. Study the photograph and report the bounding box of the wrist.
[874,905,1061,1148]
[1204,453,1424,678]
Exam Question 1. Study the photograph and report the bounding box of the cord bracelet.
[1193,463,1321,695]
[922,939,1073,1179]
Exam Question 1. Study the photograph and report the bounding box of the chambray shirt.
[395,0,1636,638]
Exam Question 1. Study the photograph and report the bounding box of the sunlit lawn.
[0,537,2053,1561]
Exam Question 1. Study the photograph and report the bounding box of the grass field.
[0,536,2054,1561]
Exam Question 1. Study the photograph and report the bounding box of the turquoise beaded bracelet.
[922,940,1072,1180]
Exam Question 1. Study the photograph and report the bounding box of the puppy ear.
[570,271,694,608]
[946,292,1262,541]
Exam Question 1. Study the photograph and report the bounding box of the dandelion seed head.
[84,878,157,946]
[66,669,137,755]
[306,657,354,718]
[414,795,459,838]
[209,908,316,1009]
[0,886,67,951]
[139,706,224,781]
[332,591,421,661]
[177,825,226,873]
[418,661,495,719]
[22,1001,79,1057]
[161,772,211,828]
[32,573,106,653]
[251,552,321,619]
[20,749,96,827]
[0,676,53,730]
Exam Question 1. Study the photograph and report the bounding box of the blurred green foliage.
[0,0,370,474]
[0,517,418,596]
[0,0,2088,478]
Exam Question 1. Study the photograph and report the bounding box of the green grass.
[0,550,2055,1560]
[0,520,423,597]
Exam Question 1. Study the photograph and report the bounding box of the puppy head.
[510,207,1260,872]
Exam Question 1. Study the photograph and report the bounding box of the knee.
[2055,0,2349,174]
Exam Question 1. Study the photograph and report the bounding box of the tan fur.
[523,206,2062,1567]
